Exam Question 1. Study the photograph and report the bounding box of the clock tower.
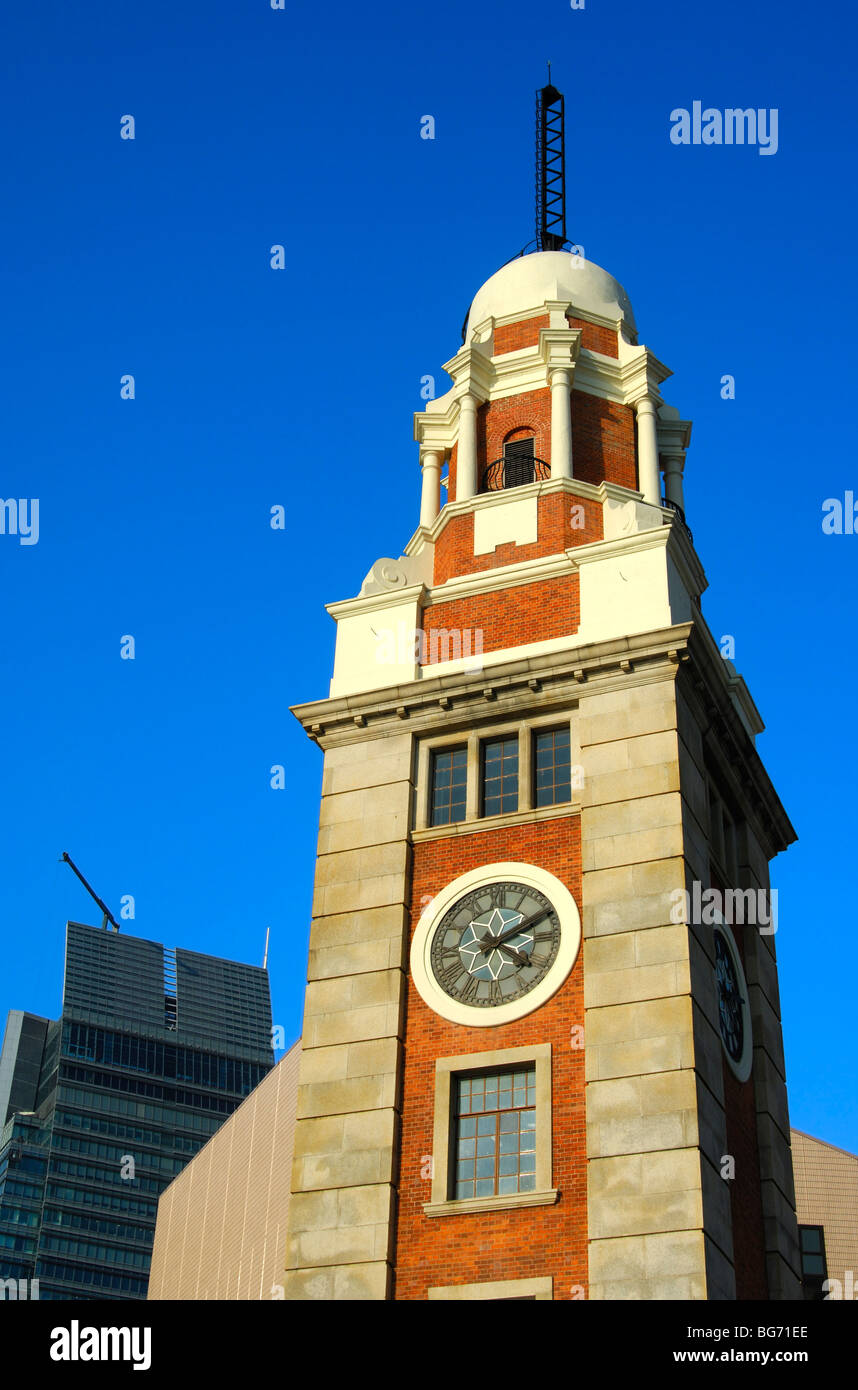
[282,91,801,1302]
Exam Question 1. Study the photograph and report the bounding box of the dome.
[465,250,636,338]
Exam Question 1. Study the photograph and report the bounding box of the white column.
[662,454,686,511]
[419,449,442,528]
[549,368,573,480]
[456,393,478,500]
[635,396,662,506]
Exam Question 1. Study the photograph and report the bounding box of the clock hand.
[490,941,529,966]
[506,906,550,938]
[475,939,529,967]
[481,911,547,950]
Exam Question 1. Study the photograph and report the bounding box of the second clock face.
[714,927,744,1064]
[429,881,561,1008]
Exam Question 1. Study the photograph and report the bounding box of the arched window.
[503,435,536,488]
[480,429,548,492]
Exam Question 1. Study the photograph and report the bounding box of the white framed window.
[414,714,579,834]
[423,1043,557,1217]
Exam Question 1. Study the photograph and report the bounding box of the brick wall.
[711,869,769,1299]
[394,819,587,1300]
[477,388,551,485]
[571,393,637,490]
[493,314,549,356]
[433,490,602,587]
[723,917,769,1299]
[421,573,580,662]
[568,316,619,359]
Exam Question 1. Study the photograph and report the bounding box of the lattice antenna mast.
[535,77,567,251]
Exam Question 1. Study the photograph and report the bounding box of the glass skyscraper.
[0,920,273,1300]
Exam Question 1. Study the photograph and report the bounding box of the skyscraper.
[0,920,273,1300]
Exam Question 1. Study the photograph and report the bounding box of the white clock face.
[712,918,753,1082]
[429,881,561,1009]
[411,863,581,1028]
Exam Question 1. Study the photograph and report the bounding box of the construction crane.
[60,851,120,932]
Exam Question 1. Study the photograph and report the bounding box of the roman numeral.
[460,975,479,1002]
[437,961,465,989]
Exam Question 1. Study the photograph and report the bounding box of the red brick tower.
[282,243,801,1301]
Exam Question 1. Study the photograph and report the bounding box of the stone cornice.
[409,474,610,550]
[430,549,576,603]
[422,325,673,417]
[399,477,628,560]
[290,623,696,747]
[414,395,458,450]
[325,582,427,623]
[657,415,693,456]
[616,346,673,406]
[660,512,709,601]
[538,326,582,370]
[680,628,797,857]
[291,616,795,859]
[418,505,687,607]
[403,526,434,558]
[340,501,706,615]
[442,344,493,402]
[470,299,628,337]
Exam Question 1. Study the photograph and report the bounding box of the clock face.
[429,881,561,1009]
[714,927,745,1066]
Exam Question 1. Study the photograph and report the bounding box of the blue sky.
[1,0,856,1152]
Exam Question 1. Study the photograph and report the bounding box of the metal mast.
[535,79,566,251]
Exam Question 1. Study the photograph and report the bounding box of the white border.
[712,914,753,1083]
[411,862,581,1027]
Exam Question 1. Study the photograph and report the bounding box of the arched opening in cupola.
[480,427,549,492]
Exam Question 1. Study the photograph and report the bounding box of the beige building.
[148,1040,301,1300]
[792,1128,858,1299]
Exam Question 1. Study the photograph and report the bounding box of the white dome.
[465,250,635,337]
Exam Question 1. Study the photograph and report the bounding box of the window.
[707,776,738,883]
[534,727,571,807]
[415,718,579,834]
[482,737,518,817]
[503,437,535,488]
[424,1044,556,1217]
[798,1225,828,1301]
[430,748,467,826]
[454,1068,536,1199]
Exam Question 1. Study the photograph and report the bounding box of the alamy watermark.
[822,491,858,534]
[375,622,484,672]
[824,1271,857,1299]
[1,1276,39,1300]
[670,882,777,934]
[0,498,39,545]
[670,103,778,156]
[50,1321,151,1371]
